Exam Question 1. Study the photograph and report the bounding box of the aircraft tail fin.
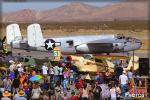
[6,24,21,44]
[27,23,44,47]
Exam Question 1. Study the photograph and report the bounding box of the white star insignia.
[46,40,54,49]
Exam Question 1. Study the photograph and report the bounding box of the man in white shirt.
[42,63,48,75]
[119,70,128,97]
[16,61,22,69]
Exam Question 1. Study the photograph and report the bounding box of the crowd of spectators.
[0,55,135,100]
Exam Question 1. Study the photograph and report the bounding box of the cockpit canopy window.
[66,40,74,46]
[116,34,125,39]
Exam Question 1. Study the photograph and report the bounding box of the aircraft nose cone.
[139,40,142,46]
[138,39,142,46]
[135,39,142,46]
[135,38,141,43]
[133,39,142,50]
[123,38,142,51]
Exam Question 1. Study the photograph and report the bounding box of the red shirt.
[70,95,78,100]
[75,80,84,89]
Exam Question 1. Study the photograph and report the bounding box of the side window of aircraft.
[66,40,74,47]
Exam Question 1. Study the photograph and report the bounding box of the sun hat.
[9,60,15,64]
[85,74,91,80]
[18,89,25,96]
[24,82,28,87]
[3,90,11,97]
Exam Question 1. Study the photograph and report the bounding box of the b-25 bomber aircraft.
[6,24,142,55]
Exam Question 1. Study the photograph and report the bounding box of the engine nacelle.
[76,43,114,53]
[76,44,89,53]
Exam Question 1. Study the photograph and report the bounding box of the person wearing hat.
[1,90,11,100]
[9,60,15,64]
[9,60,16,72]
[61,91,68,100]
[70,70,74,85]
[12,75,20,95]
[3,76,12,92]
[119,70,128,97]
[23,82,30,99]
[13,89,27,100]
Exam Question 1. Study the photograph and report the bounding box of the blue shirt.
[14,96,27,100]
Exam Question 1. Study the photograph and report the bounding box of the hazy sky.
[2,1,119,12]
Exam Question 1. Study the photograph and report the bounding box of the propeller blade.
[0,40,3,50]
[2,36,6,42]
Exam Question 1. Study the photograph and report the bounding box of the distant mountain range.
[2,2,149,23]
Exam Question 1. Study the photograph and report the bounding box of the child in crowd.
[70,70,74,85]
[110,83,117,100]
[61,91,68,100]
[115,84,121,99]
